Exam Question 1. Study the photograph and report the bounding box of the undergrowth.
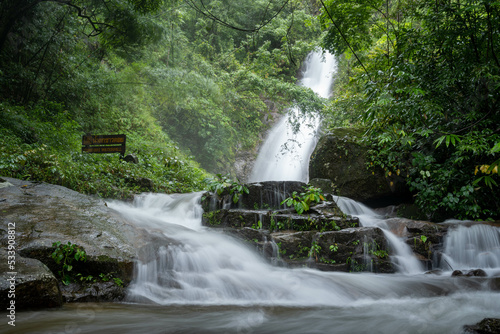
[0,102,209,199]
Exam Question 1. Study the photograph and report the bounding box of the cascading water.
[75,192,499,334]
[249,51,336,183]
[441,223,500,274]
[333,195,424,274]
[109,193,437,306]
[12,187,500,334]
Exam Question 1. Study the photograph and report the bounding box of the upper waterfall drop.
[249,51,337,183]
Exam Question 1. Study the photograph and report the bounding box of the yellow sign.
[82,135,126,155]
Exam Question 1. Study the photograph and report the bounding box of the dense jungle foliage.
[320,0,499,221]
[1,0,498,221]
[0,0,323,198]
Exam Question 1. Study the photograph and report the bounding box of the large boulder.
[309,128,410,206]
[0,177,168,309]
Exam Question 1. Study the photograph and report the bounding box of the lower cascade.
[442,223,500,273]
[333,195,424,274]
[101,191,500,333]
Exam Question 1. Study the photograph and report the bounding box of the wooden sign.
[82,134,126,156]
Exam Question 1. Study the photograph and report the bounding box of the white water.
[333,195,424,274]
[112,193,427,306]
[11,189,499,333]
[62,192,497,334]
[249,51,336,183]
[109,194,496,303]
[442,224,500,273]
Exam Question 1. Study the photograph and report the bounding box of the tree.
[0,0,163,54]
[321,0,500,220]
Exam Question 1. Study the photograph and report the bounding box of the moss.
[202,210,222,226]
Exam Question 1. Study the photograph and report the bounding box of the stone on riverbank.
[0,177,167,309]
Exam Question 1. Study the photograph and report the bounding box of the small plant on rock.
[51,241,87,285]
[205,174,249,204]
[51,241,124,287]
[281,185,325,214]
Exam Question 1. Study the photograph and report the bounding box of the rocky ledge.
[201,181,395,273]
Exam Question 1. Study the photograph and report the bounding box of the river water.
[9,191,500,334]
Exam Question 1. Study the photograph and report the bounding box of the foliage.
[0,0,323,181]
[51,241,88,285]
[205,173,249,204]
[0,102,209,198]
[320,0,500,221]
[309,241,322,261]
[51,241,124,286]
[281,185,325,214]
[329,243,338,252]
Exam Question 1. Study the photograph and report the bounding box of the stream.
[10,191,500,334]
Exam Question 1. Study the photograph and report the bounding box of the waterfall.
[248,50,425,274]
[109,193,415,306]
[333,195,424,274]
[441,223,500,273]
[249,51,336,183]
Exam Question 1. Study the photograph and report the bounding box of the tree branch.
[319,0,372,82]
[185,0,290,33]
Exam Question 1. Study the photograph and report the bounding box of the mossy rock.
[309,128,410,206]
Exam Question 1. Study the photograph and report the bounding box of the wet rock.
[201,181,307,211]
[464,318,500,333]
[309,128,411,206]
[316,227,394,273]
[202,201,359,232]
[271,227,394,273]
[122,154,139,164]
[0,177,168,308]
[271,231,317,267]
[309,178,336,194]
[383,218,447,264]
[59,281,125,303]
[125,176,154,191]
[490,277,500,291]
[202,209,269,229]
[0,250,62,309]
[452,269,488,277]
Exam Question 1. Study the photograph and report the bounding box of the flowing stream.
[12,192,500,334]
[9,50,500,334]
